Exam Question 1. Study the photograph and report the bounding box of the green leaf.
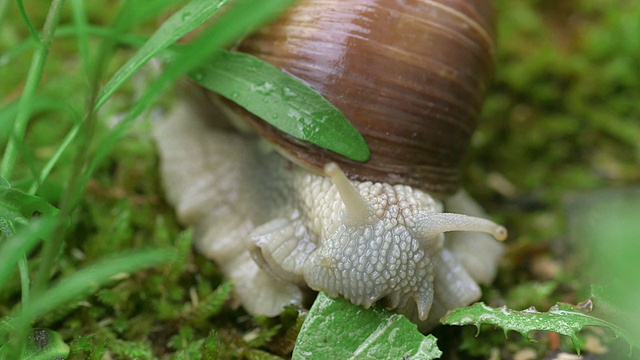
[292,292,441,360]
[0,329,70,360]
[0,179,59,223]
[191,50,371,162]
[441,301,635,353]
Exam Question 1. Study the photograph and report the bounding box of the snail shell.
[232,0,496,198]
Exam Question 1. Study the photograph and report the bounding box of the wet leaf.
[292,292,441,360]
[190,50,371,162]
[441,301,635,353]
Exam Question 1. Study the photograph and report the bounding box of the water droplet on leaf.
[253,82,275,95]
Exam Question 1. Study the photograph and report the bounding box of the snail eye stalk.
[324,162,374,227]
[414,213,508,241]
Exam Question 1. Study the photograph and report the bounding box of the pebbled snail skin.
[154,92,505,331]
[154,0,505,331]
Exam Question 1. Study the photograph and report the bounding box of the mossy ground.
[1,0,638,358]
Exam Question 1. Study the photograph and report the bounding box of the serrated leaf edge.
[442,302,635,354]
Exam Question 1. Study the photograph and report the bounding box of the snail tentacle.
[324,162,375,226]
[413,213,508,241]
[249,216,313,285]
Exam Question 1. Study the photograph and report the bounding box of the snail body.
[155,97,504,330]
[154,0,504,330]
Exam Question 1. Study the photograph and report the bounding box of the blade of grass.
[29,0,92,203]
[3,23,161,65]
[0,218,58,295]
[0,0,65,179]
[15,0,40,44]
[0,180,60,320]
[89,0,186,78]
[0,215,31,312]
[25,0,156,305]
[26,0,200,313]
[87,0,297,179]
[55,24,147,47]
[4,249,176,358]
[70,0,91,82]
[26,117,81,195]
[0,39,38,84]
[25,0,241,289]
[114,0,189,32]
[0,98,80,194]
[56,24,149,47]
[14,249,176,326]
[94,0,233,111]
[1,2,67,358]
[0,0,11,35]
[18,254,29,306]
[1,98,79,139]
[23,0,234,201]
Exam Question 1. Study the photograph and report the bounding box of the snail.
[154,0,505,331]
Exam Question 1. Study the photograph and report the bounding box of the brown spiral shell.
[232,0,496,198]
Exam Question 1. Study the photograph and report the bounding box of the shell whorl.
[233,0,496,198]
